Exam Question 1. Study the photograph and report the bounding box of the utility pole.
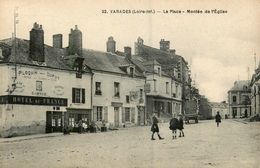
[13,7,19,80]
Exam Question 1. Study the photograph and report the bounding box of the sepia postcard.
[0,0,259,167]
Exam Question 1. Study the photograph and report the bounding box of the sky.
[0,0,259,102]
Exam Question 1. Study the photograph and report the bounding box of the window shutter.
[122,107,125,123]
[104,106,108,122]
[72,88,75,103]
[131,107,135,123]
[82,88,85,103]
[93,106,97,121]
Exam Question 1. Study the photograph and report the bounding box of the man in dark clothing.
[169,114,179,139]
[215,111,221,127]
[177,115,184,137]
[151,113,164,140]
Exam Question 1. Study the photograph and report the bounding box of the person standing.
[78,119,83,133]
[215,111,221,127]
[177,115,184,137]
[169,114,179,139]
[151,113,164,140]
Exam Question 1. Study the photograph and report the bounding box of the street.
[0,120,260,168]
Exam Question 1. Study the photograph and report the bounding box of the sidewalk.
[0,132,64,143]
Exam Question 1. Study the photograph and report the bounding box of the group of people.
[150,111,223,140]
[150,113,184,140]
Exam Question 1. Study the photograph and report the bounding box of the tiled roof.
[229,80,251,92]
[0,38,145,77]
[209,102,228,108]
[82,50,144,77]
[0,38,73,71]
[138,44,183,65]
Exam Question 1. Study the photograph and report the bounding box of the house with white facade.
[83,39,146,127]
[0,23,92,137]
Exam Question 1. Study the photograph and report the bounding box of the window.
[36,81,42,91]
[140,89,143,98]
[130,67,134,77]
[166,82,169,94]
[158,67,161,76]
[125,107,130,122]
[114,82,120,97]
[72,88,85,103]
[97,106,103,121]
[232,96,236,103]
[126,95,130,103]
[95,82,102,95]
[154,80,157,92]
[178,73,181,79]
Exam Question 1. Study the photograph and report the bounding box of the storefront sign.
[111,102,123,107]
[0,95,67,106]
[144,83,151,93]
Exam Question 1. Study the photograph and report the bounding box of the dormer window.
[130,67,134,77]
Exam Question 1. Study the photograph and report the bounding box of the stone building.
[134,37,192,118]
[209,102,229,119]
[250,63,260,116]
[0,23,92,137]
[83,38,146,128]
[228,80,251,118]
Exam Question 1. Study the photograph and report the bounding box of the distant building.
[209,102,229,119]
[250,63,260,116]
[228,80,251,118]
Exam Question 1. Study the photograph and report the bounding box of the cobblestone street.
[1,120,260,168]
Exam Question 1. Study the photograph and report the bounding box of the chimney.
[135,37,144,55]
[68,25,82,56]
[124,46,132,60]
[160,39,170,52]
[106,36,116,53]
[29,22,45,62]
[53,34,63,48]
[170,49,176,55]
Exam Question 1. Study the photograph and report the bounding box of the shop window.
[95,82,102,95]
[97,106,103,121]
[125,107,130,122]
[36,81,42,91]
[69,114,75,127]
[114,82,120,97]
[72,88,85,103]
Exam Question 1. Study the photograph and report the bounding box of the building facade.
[0,23,92,137]
[209,102,229,119]
[83,41,146,127]
[228,80,251,118]
[250,64,260,116]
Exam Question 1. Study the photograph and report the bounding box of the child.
[169,114,179,139]
[151,113,164,140]
[178,115,184,137]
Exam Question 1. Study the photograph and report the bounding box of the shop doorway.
[46,111,63,133]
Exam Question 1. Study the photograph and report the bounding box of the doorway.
[114,107,120,127]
